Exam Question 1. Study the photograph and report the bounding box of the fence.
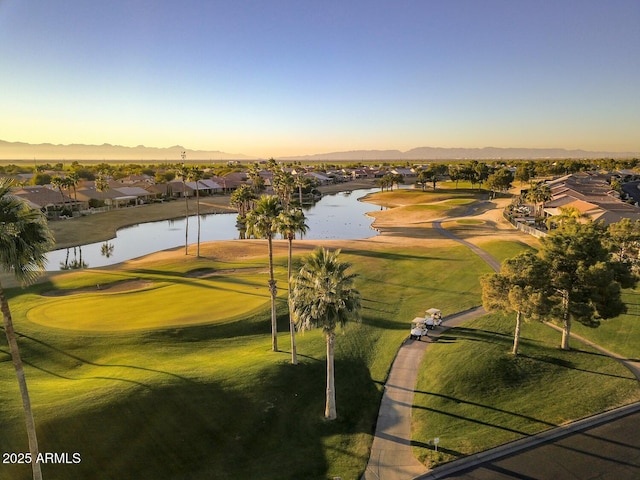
[503,211,548,238]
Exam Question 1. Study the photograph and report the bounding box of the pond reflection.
[45,187,387,271]
[59,246,88,270]
[101,242,115,258]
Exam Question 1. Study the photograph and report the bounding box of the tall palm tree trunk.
[267,235,278,352]
[183,181,189,255]
[0,282,43,480]
[325,331,337,420]
[512,310,522,355]
[560,290,571,350]
[287,238,297,364]
[195,184,201,258]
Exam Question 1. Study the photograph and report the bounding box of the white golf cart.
[410,317,429,341]
[425,308,443,329]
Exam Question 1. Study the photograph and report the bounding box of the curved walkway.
[361,307,486,480]
[362,211,640,480]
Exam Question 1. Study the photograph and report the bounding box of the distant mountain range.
[0,140,253,161]
[1,140,638,162]
[283,146,640,161]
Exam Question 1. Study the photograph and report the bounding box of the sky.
[1,0,639,157]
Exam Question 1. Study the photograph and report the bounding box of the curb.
[414,401,640,479]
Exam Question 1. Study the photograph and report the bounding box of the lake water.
[46,188,385,271]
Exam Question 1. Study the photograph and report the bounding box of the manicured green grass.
[472,241,639,361]
[28,272,276,331]
[571,287,640,360]
[444,198,476,206]
[403,204,450,211]
[475,239,537,264]
[2,238,638,479]
[364,189,480,208]
[412,313,640,468]
[0,241,489,480]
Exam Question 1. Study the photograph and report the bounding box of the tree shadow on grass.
[2,330,194,385]
[520,352,637,381]
[343,247,462,263]
[436,327,514,346]
[1,354,380,480]
[434,328,638,382]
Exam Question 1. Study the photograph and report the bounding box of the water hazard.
[46,188,384,271]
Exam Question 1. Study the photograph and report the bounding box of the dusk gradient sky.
[1,0,639,157]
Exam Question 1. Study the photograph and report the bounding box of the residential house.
[11,185,84,216]
[542,173,640,225]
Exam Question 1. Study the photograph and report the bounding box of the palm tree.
[230,184,257,221]
[67,171,80,211]
[277,208,309,364]
[294,173,306,205]
[244,195,284,351]
[51,175,67,213]
[95,171,110,208]
[291,248,361,420]
[545,205,588,230]
[247,163,266,194]
[273,169,295,208]
[525,181,552,218]
[176,159,191,255]
[0,178,54,480]
[187,166,204,257]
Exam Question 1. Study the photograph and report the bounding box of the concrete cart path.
[432,220,501,272]
[361,307,486,480]
[361,215,501,480]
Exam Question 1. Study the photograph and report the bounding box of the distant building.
[543,172,640,224]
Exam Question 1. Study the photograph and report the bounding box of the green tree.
[247,163,266,194]
[419,164,448,191]
[95,171,110,207]
[606,218,640,269]
[51,175,68,210]
[277,207,309,364]
[545,205,588,230]
[30,173,51,186]
[540,222,634,349]
[448,164,463,188]
[375,175,393,192]
[0,178,54,480]
[272,169,295,208]
[473,161,490,189]
[245,195,284,351]
[67,171,80,211]
[294,173,309,205]
[485,167,514,196]
[481,252,551,355]
[416,169,429,191]
[391,173,404,189]
[514,162,532,186]
[291,248,361,420]
[230,184,257,220]
[525,181,552,217]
